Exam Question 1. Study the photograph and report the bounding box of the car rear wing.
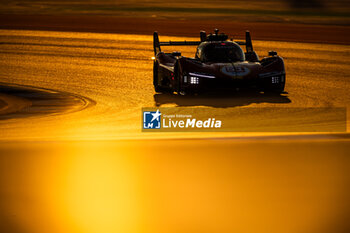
[153,30,254,56]
[153,32,200,56]
[233,31,254,52]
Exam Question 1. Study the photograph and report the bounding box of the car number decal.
[221,66,250,77]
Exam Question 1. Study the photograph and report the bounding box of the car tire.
[175,61,185,95]
[261,75,285,94]
[264,82,285,94]
[273,78,286,93]
[153,61,165,93]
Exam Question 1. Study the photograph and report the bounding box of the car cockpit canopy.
[196,41,245,63]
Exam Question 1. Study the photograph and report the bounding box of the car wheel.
[262,75,285,94]
[264,83,285,94]
[153,61,165,93]
[272,80,285,93]
[175,62,185,95]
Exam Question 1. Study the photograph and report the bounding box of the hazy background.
[1,0,349,25]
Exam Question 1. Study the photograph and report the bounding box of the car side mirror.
[268,51,277,56]
[172,51,181,57]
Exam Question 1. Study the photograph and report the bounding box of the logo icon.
[143,109,161,129]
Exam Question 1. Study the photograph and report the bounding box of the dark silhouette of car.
[153,29,286,95]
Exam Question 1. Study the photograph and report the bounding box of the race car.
[153,29,286,95]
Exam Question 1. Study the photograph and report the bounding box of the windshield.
[200,42,245,63]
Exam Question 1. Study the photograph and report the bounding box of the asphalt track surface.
[0,29,349,233]
[0,29,350,139]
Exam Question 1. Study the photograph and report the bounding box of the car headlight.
[271,76,279,84]
[190,76,199,84]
